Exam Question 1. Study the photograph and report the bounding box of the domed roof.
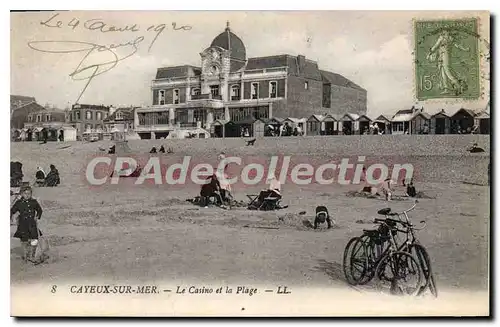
[210,22,246,62]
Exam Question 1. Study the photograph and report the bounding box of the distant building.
[68,104,110,140]
[20,108,76,141]
[10,95,45,129]
[11,95,36,113]
[135,22,367,139]
[103,107,136,140]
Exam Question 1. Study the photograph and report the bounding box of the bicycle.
[343,201,438,297]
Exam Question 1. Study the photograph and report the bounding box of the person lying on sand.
[467,143,485,153]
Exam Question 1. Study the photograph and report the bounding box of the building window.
[159,90,165,105]
[251,83,259,99]
[75,111,81,120]
[193,109,206,123]
[304,81,309,90]
[138,113,146,125]
[210,85,220,97]
[392,122,404,132]
[104,112,108,119]
[173,89,180,104]
[36,115,41,122]
[116,112,123,120]
[269,81,277,98]
[231,85,240,100]
[86,124,92,131]
[28,115,32,122]
[175,110,189,124]
[191,88,201,96]
[214,109,224,120]
[97,112,102,120]
[86,111,92,120]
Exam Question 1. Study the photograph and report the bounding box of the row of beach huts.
[210,106,490,138]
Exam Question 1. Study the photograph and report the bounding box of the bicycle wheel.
[376,251,423,296]
[410,243,438,298]
[343,236,368,285]
[356,236,385,285]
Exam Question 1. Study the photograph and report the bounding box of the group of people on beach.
[35,164,60,187]
[198,152,282,210]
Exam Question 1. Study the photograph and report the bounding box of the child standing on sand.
[10,186,43,263]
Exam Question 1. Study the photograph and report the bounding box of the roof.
[374,115,391,123]
[245,55,323,80]
[103,107,135,122]
[307,114,324,122]
[412,112,431,120]
[320,70,365,91]
[284,117,306,123]
[322,114,338,121]
[431,110,449,118]
[212,119,230,125]
[232,117,266,125]
[357,114,372,122]
[341,113,360,121]
[475,111,490,119]
[155,65,202,79]
[210,24,246,62]
[391,113,414,122]
[451,108,477,118]
[11,95,36,113]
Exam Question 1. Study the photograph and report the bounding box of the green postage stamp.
[414,18,480,100]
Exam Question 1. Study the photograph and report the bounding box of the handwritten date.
[30,13,192,103]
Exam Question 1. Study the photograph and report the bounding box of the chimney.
[297,55,306,75]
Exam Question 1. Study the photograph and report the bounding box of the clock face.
[211,50,219,60]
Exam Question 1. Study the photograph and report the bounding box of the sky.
[10,10,490,116]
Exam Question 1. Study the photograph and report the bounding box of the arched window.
[191,88,201,96]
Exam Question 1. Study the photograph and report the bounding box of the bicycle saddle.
[363,229,379,236]
[377,208,392,215]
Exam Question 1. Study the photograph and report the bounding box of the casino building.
[135,22,367,139]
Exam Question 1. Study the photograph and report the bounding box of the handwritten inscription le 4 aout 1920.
[40,13,192,52]
[29,13,192,104]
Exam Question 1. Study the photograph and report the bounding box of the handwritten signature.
[28,13,192,103]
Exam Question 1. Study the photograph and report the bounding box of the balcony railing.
[191,93,222,101]
[231,95,241,101]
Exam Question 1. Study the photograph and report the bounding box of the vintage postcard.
[10,10,490,317]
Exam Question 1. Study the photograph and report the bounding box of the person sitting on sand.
[250,175,282,209]
[379,178,396,201]
[159,145,166,153]
[35,167,46,187]
[199,174,221,208]
[150,147,157,154]
[10,186,43,263]
[44,164,60,187]
[108,145,116,154]
[215,164,232,207]
[406,178,417,197]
